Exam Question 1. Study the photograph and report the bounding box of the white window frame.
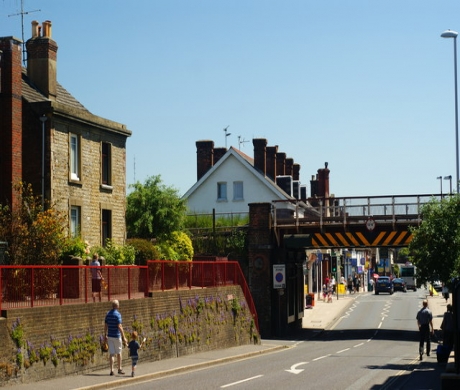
[217,182,227,201]
[70,205,81,238]
[233,181,244,201]
[70,133,81,181]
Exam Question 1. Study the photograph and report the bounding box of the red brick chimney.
[285,158,294,177]
[276,152,286,176]
[0,36,23,209]
[293,163,300,181]
[213,147,226,165]
[253,138,267,175]
[26,20,58,100]
[266,145,278,180]
[317,162,330,197]
[196,140,214,180]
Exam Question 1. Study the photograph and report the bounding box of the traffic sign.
[273,264,286,289]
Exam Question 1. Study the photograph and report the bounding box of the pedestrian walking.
[347,277,353,294]
[128,331,145,377]
[416,299,434,360]
[442,284,449,302]
[105,299,128,375]
[90,253,103,302]
[441,304,454,349]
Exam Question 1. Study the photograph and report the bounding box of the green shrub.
[126,238,161,265]
[92,239,136,265]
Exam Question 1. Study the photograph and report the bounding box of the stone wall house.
[0,20,132,246]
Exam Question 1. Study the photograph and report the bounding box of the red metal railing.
[0,261,259,332]
[0,265,148,310]
[147,260,259,332]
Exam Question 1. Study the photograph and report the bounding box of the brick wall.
[0,37,23,211]
[0,286,258,386]
[248,203,274,337]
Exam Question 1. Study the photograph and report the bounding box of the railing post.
[84,266,88,303]
[59,267,63,305]
[0,267,2,312]
[31,268,34,308]
[161,262,165,291]
[189,262,192,289]
[107,267,111,301]
[128,267,131,299]
[175,262,179,290]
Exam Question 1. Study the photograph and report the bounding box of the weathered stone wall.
[51,117,128,246]
[0,286,259,387]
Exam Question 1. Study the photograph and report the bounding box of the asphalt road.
[111,291,445,390]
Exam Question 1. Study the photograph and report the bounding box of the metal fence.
[0,261,259,331]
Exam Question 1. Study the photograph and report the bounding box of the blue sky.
[2,0,460,198]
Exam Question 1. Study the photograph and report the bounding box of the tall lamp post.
[444,175,453,194]
[441,30,459,193]
[437,176,443,197]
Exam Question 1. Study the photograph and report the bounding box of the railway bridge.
[247,194,442,338]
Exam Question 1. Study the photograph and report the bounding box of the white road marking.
[285,362,309,374]
[312,354,331,361]
[353,343,364,348]
[221,375,263,388]
[336,348,350,354]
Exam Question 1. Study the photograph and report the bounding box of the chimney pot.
[31,20,39,38]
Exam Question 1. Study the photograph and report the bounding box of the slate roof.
[21,69,90,113]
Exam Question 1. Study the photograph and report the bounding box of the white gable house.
[183,139,318,217]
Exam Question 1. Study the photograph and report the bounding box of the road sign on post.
[273,264,286,289]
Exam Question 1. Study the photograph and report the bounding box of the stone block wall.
[0,286,259,386]
[51,116,128,246]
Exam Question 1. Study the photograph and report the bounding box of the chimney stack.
[213,147,226,165]
[0,36,23,211]
[253,138,267,176]
[266,145,278,180]
[26,20,58,100]
[196,140,214,180]
[285,158,294,177]
[293,163,300,181]
[276,152,286,176]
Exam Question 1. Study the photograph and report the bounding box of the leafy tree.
[0,182,66,264]
[126,175,187,240]
[408,195,460,286]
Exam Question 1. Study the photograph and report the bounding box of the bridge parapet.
[273,194,442,229]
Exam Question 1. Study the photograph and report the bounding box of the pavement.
[7,287,453,389]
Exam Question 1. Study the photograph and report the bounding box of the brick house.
[0,20,132,247]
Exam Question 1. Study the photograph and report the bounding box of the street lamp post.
[441,30,459,193]
[437,176,443,197]
[444,175,453,194]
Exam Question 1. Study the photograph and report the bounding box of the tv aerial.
[8,0,41,65]
[238,136,249,150]
[223,126,231,148]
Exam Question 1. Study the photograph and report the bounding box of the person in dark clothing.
[441,304,454,348]
[416,299,434,360]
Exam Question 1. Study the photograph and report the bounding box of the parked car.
[392,278,407,292]
[375,276,394,295]
[432,280,442,292]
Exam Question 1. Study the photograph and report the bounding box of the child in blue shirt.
[128,331,145,377]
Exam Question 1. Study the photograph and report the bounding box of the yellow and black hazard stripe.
[311,230,412,248]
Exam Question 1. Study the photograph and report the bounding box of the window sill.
[100,184,113,192]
